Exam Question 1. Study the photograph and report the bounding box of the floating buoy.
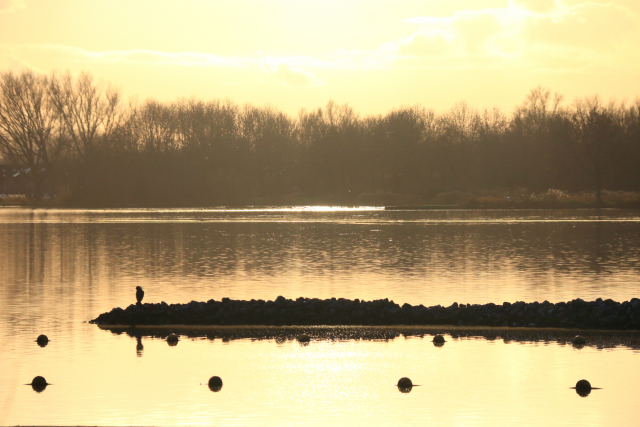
[397,377,414,392]
[208,376,223,392]
[575,379,591,397]
[29,376,49,393]
[576,379,591,390]
[397,377,413,388]
[572,379,601,397]
[296,334,310,343]
[32,376,47,386]
[572,335,586,345]
[36,335,49,347]
[433,334,445,346]
[167,333,179,345]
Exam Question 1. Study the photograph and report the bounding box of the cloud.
[398,0,640,71]
[0,0,24,13]
[1,1,638,83]
[0,45,39,72]
[398,34,451,58]
[269,63,325,87]
[0,42,389,74]
[0,43,327,88]
[523,2,638,51]
[452,10,503,54]
[19,45,254,68]
[510,0,558,14]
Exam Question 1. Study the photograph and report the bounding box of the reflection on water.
[135,335,143,357]
[98,325,640,352]
[3,330,640,426]
[0,207,639,425]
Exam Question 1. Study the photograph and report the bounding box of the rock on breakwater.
[90,296,640,330]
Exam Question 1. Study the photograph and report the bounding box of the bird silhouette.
[136,286,144,305]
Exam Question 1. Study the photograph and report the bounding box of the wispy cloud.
[0,44,329,87]
[267,63,325,87]
[25,45,257,68]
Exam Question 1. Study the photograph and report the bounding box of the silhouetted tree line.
[0,69,639,206]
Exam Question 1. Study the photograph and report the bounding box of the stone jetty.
[90,296,640,330]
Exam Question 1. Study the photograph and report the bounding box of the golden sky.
[0,0,639,115]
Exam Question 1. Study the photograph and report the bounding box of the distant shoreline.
[3,188,640,210]
[2,201,640,210]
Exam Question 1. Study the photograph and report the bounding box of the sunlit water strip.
[1,206,639,224]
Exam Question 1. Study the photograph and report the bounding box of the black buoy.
[576,379,591,390]
[167,333,179,345]
[36,334,49,347]
[29,376,49,393]
[572,379,601,397]
[397,377,413,393]
[296,334,310,343]
[433,334,445,346]
[397,377,412,387]
[136,286,144,305]
[575,379,592,397]
[208,376,223,392]
[572,335,586,345]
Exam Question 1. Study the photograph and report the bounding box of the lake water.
[1,207,639,426]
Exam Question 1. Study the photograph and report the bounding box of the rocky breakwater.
[90,296,640,330]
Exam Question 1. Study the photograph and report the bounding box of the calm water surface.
[1,207,639,426]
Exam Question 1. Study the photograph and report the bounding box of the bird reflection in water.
[136,335,144,357]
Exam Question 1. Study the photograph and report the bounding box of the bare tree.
[49,71,122,160]
[129,100,179,153]
[514,86,564,135]
[0,70,65,199]
[569,97,624,205]
[240,104,296,195]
